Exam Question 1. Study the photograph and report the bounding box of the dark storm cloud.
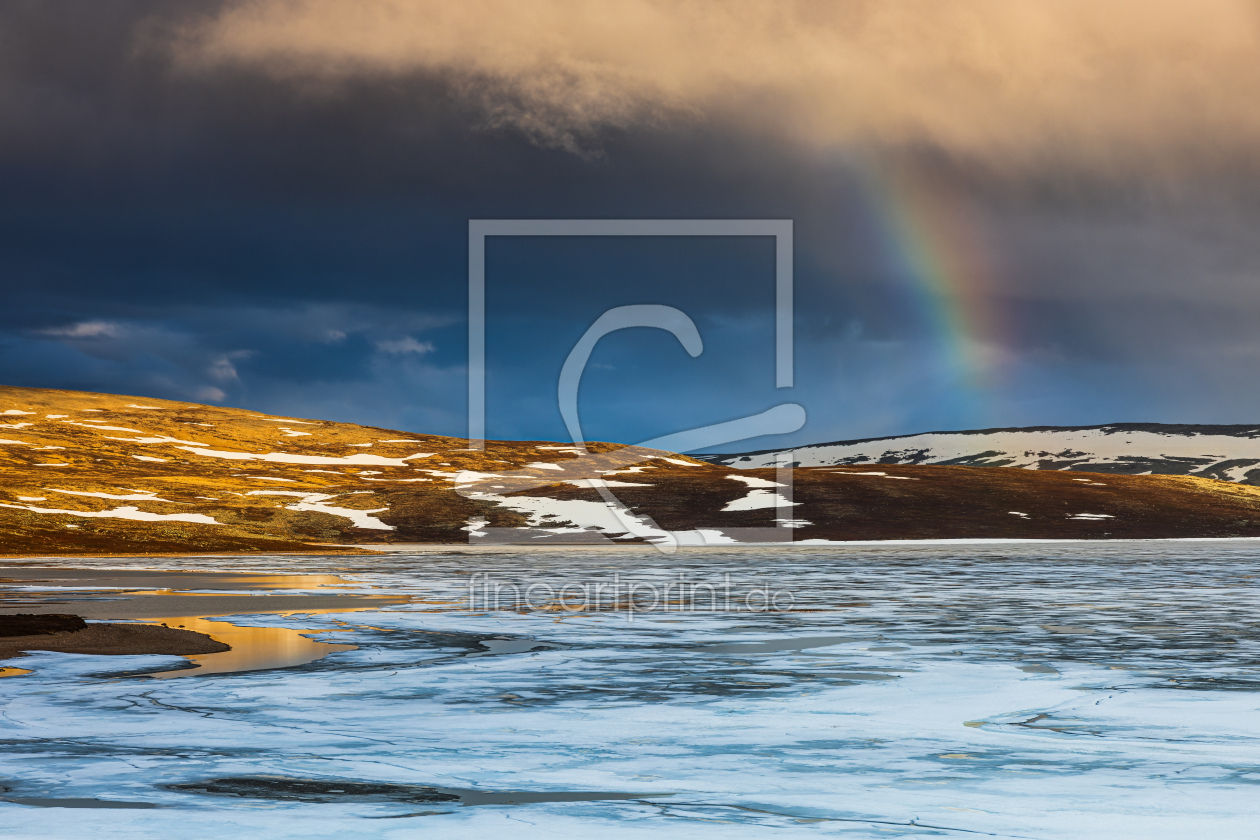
[3,2,1260,446]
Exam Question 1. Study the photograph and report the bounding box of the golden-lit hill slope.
[3,386,1260,555]
[0,386,704,554]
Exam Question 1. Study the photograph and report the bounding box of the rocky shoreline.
[0,613,229,661]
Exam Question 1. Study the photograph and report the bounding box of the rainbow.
[852,159,1008,424]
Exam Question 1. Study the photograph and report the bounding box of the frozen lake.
[3,542,1260,838]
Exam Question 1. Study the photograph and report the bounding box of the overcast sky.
[5,1,1260,450]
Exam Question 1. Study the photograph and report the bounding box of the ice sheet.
[4,544,1260,838]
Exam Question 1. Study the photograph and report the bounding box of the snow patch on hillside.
[177,447,434,467]
[563,478,653,489]
[246,491,394,530]
[727,475,784,488]
[722,489,798,512]
[0,502,219,525]
[720,426,1260,486]
[50,489,174,502]
[472,492,669,541]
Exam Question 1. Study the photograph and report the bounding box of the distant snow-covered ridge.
[704,424,1260,485]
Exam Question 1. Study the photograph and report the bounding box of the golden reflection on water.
[71,575,356,593]
[177,574,355,590]
[142,616,357,679]
[0,667,33,678]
